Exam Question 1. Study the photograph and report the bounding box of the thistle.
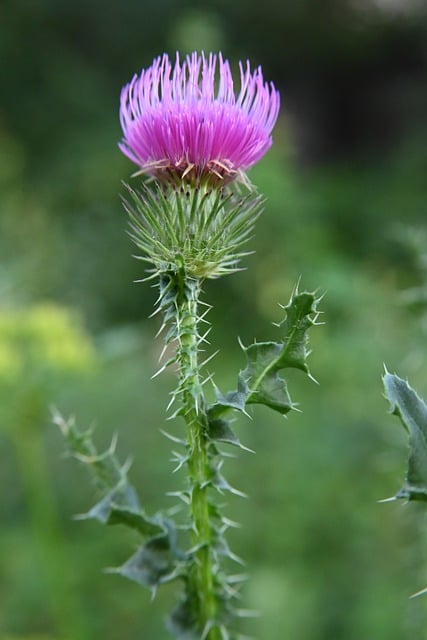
[56,51,319,639]
[119,51,280,186]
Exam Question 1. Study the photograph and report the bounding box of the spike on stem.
[159,269,224,639]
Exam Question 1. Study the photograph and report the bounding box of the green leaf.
[110,524,183,590]
[207,385,254,451]
[240,341,295,413]
[207,417,253,451]
[53,411,165,534]
[241,292,317,414]
[207,291,319,430]
[383,372,427,501]
[76,483,165,538]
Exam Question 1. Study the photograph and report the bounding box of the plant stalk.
[171,269,222,640]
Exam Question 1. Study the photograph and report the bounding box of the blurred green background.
[1,0,427,638]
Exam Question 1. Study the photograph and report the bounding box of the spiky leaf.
[383,372,427,501]
[76,484,165,538]
[207,291,318,439]
[241,292,316,413]
[111,524,183,589]
[53,411,165,534]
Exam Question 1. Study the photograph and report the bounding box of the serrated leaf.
[241,292,316,414]
[275,291,316,371]
[115,536,172,588]
[206,382,253,450]
[112,524,182,589]
[76,483,165,537]
[239,341,294,413]
[207,417,254,452]
[53,412,167,537]
[209,385,248,418]
[208,291,317,422]
[205,291,318,455]
[383,372,427,501]
[107,507,166,537]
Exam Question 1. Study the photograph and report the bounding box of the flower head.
[119,52,280,185]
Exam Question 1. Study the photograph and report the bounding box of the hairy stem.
[165,269,222,639]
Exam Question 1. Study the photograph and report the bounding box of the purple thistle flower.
[119,51,280,184]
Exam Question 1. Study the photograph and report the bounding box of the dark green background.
[1,0,427,638]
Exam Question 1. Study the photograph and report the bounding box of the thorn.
[315,290,327,304]
[201,620,216,640]
[198,328,212,345]
[221,517,242,529]
[158,342,170,362]
[149,304,163,319]
[108,432,118,455]
[186,541,208,556]
[151,363,168,379]
[215,473,248,498]
[291,276,302,298]
[169,507,187,522]
[199,305,212,319]
[166,408,182,421]
[166,394,177,413]
[225,548,245,566]
[199,350,219,368]
[171,453,188,473]
[73,511,90,521]
[237,336,246,351]
[241,407,252,420]
[410,587,427,599]
[159,429,185,445]
[120,456,133,475]
[378,496,397,503]
[154,322,167,339]
[308,372,319,385]
[227,573,248,583]
[201,372,215,387]
[51,409,75,435]
[238,442,256,453]
[291,404,303,413]
[166,491,190,505]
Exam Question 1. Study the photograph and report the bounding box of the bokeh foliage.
[1,0,427,638]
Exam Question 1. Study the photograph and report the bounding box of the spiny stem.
[165,269,223,640]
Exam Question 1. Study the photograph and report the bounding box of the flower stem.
[166,269,223,639]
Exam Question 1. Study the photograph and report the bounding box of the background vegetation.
[1,0,427,638]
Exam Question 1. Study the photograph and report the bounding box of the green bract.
[124,182,263,279]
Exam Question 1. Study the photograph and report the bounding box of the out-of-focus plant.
[382,226,427,602]
[0,304,96,640]
[393,226,427,357]
[55,51,320,639]
[0,305,95,395]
